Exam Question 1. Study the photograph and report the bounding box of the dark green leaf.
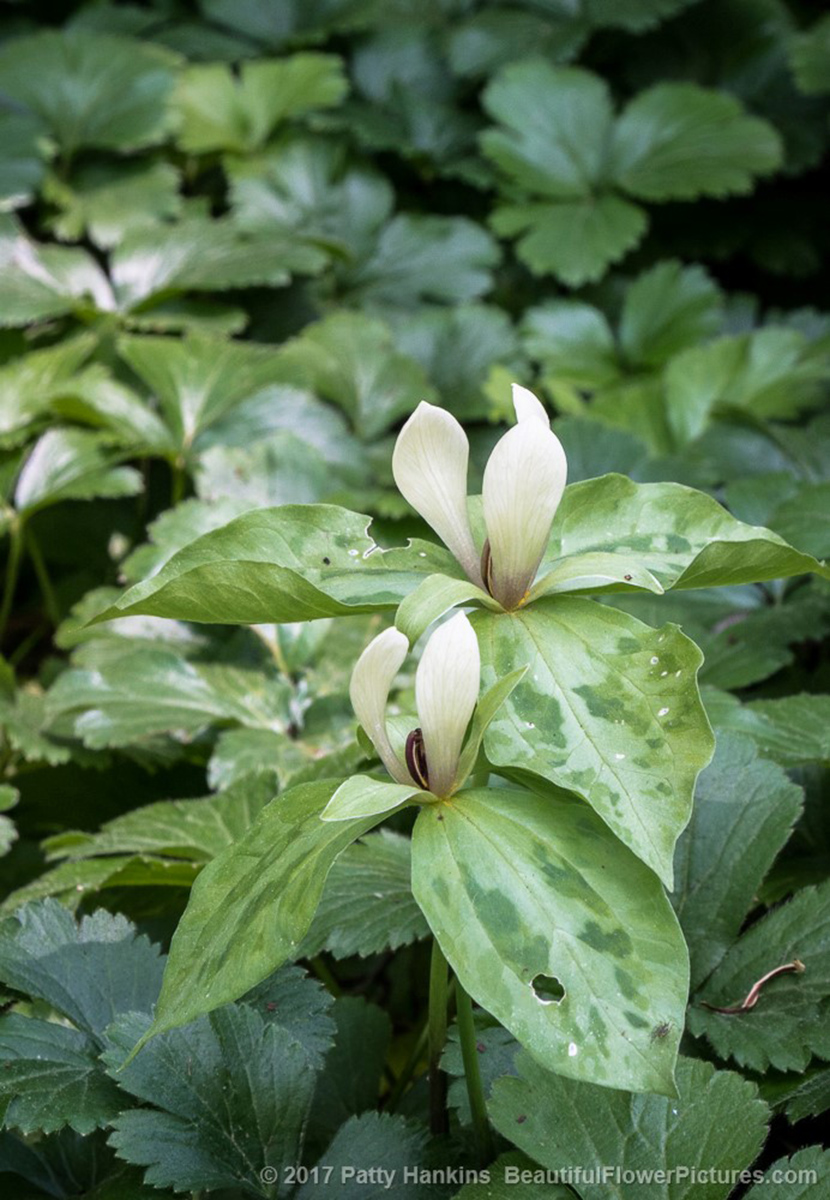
[672,733,803,988]
[106,1006,318,1195]
[0,900,163,1039]
[173,55,348,154]
[0,31,180,155]
[489,1054,768,1197]
[0,1014,123,1136]
[689,881,830,1071]
[611,84,782,200]
[744,1146,830,1198]
[301,830,429,959]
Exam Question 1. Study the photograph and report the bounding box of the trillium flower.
[392,384,567,610]
[322,614,526,822]
[350,612,480,799]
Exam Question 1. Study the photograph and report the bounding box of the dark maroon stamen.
[405,727,430,789]
[480,538,494,597]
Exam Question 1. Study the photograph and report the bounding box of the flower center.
[405,727,430,790]
[480,538,495,598]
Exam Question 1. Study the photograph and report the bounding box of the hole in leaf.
[531,973,565,1004]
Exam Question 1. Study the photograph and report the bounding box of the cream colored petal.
[392,402,483,587]
[482,419,568,609]
[415,612,480,797]
[350,627,412,784]
[512,382,550,426]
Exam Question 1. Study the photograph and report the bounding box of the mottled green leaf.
[92,505,457,626]
[544,474,830,590]
[322,777,422,821]
[141,780,385,1043]
[489,1055,768,1197]
[412,786,688,1094]
[395,574,496,645]
[475,600,712,886]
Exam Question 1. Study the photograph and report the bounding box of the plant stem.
[455,979,494,1165]
[428,938,449,1136]
[170,458,187,506]
[386,1016,429,1112]
[0,517,24,648]
[25,527,60,628]
[310,955,341,997]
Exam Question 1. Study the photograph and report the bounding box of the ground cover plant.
[1,1,830,1197]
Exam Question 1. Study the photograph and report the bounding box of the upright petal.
[482,390,567,610]
[392,402,483,587]
[415,612,480,797]
[350,627,412,784]
[511,382,550,426]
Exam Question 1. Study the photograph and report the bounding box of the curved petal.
[512,382,550,426]
[350,627,412,784]
[415,612,480,798]
[482,414,568,610]
[392,402,483,587]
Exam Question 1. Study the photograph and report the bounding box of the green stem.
[455,979,494,1165]
[310,955,341,997]
[428,938,449,1136]
[25,527,60,628]
[386,1017,429,1112]
[170,458,187,506]
[0,517,24,648]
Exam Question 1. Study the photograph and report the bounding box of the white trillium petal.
[512,382,550,426]
[415,612,480,798]
[350,627,412,784]
[482,419,568,609]
[392,402,483,587]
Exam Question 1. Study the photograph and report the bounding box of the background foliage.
[1,0,829,1196]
